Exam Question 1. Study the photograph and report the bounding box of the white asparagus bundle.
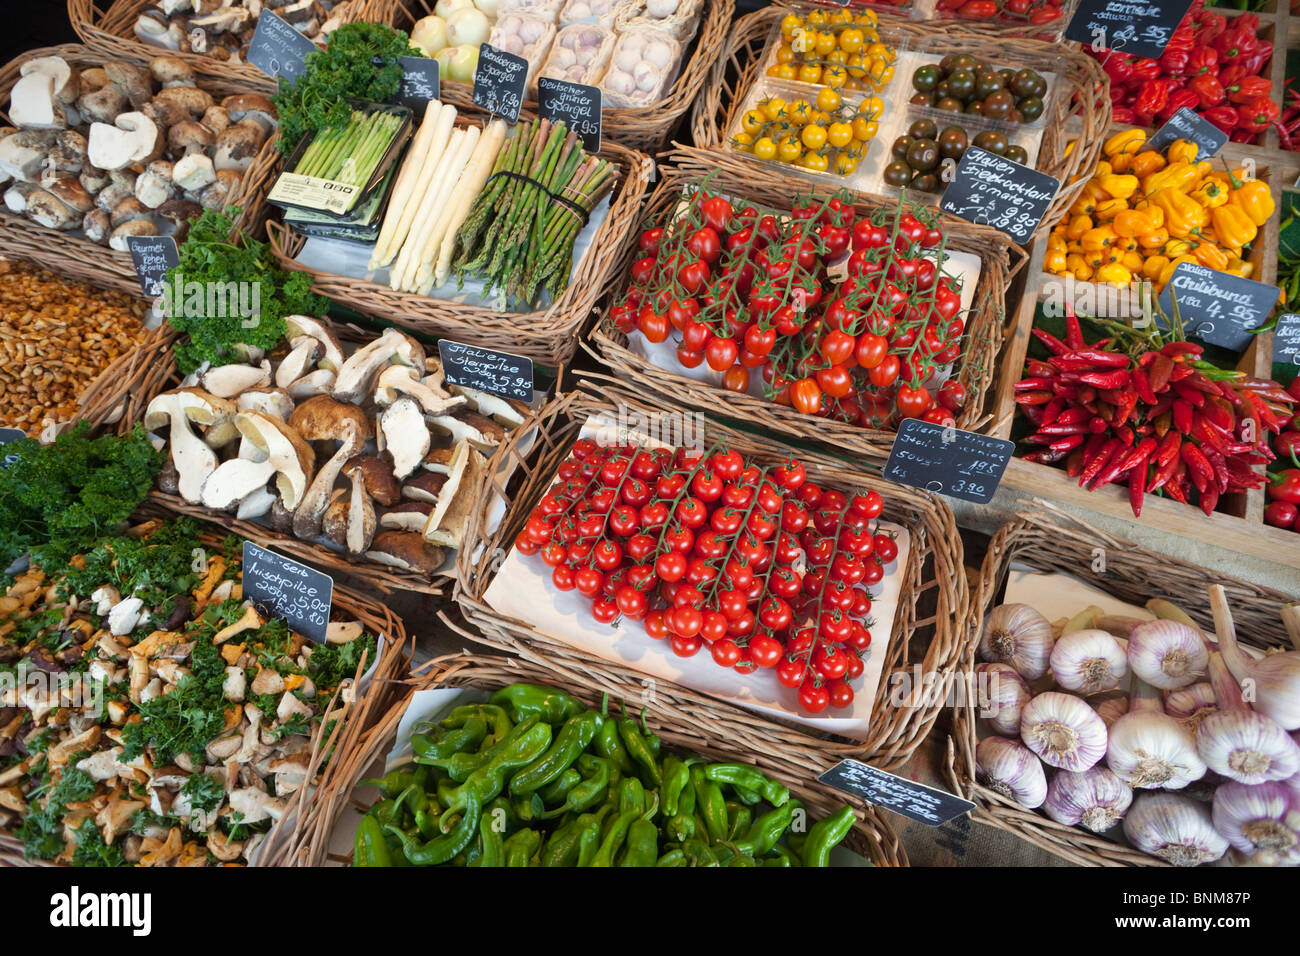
[369,101,457,270]
[390,127,468,291]
[420,118,509,293]
[396,124,480,293]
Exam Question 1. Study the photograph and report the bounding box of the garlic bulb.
[1211,781,1300,861]
[1107,680,1206,789]
[1093,693,1129,729]
[976,662,1031,736]
[1197,654,1300,784]
[1127,619,1207,690]
[1165,682,1218,731]
[981,604,1054,680]
[1050,628,1127,693]
[1044,766,1133,833]
[976,736,1047,809]
[1020,691,1108,772]
[1210,585,1300,731]
[1123,792,1229,866]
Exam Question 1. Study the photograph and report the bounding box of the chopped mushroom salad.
[0,518,375,866]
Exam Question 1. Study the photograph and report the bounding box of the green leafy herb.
[0,422,162,571]
[181,773,227,814]
[308,632,376,689]
[273,23,417,156]
[72,818,130,867]
[122,638,227,765]
[19,767,96,860]
[165,208,329,374]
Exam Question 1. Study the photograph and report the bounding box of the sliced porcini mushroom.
[201,105,230,135]
[365,532,445,579]
[135,159,177,208]
[151,85,214,127]
[200,360,272,398]
[222,665,245,702]
[24,189,80,230]
[108,596,145,636]
[3,181,39,214]
[345,466,377,555]
[92,585,121,617]
[143,388,232,502]
[173,152,216,191]
[292,417,364,539]
[213,120,266,173]
[76,82,127,125]
[284,315,344,372]
[134,7,173,47]
[321,490,349,545]
[344,456,401,507]
[82,208,111,244]
[237,387,294,422]
[0,130,55,182]
[45,129,88,176]
[276,690,312,723]
[450,384,530,426]
[331,327,426,404]
[286,368,336,400]
[424,441,488,548]
[221,93,277,136]
[428,411,507,452]
[109,219,159,250]
[219,411,317,511]
[288,394,374,445]
[10,57,76,129]
[250,666,284,696]
[149,55,195,88]
[274,337,323,389]
[325,621,364,646]
[227,787,287,824]
[403,470,447,503]
[375,365,467,416]
[87,112,163,171]
[104,60,154,109]
[379,501,433,532]
[167,120,215,156]
[380,397,430,480]
[236,486,278,520]
[421,446,457,475]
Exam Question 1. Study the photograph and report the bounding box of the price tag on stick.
[1145,107,1229,161]
[1273,314,1300,370]
[126,235,179,299]
[397,56,441,111]
[940,147,1059,245]
[241,542,333,645]
[537,76,602,152]
[473,44,528,124]
[1064,0,1194,59]
[1156,262,1281,352]
[437,340,534,402]
[818,759,975,827]
[247,10,317,83]
[883,419,1014,505]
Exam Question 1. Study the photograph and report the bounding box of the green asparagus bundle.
[293,109,404,189]
[449,118,618,309]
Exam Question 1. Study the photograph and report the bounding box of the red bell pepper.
[1187,46,1218,75]
[1186,72,1225,108]
[1226,75,1272,104]
[1269,469,1300,504]
[1204,103,1239,132]
[1135,78,1174,125]
[1237,95,1280,133]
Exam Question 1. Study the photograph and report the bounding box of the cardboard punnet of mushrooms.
[1,52,274,248]
[146,320,530,580]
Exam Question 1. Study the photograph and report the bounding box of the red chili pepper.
[1015,391,1052,406]
[1242,389,1283,432]
[1081,369,1132,389]
[1132,367,1158,405]
[1014,378,1053,391]
[1129,454,1149,517]
[1049,434,1086,453]
[1112,106,1137,125]
[1035,421,1091,436]
[1148,446,1181,493]
[1055,406,1092,426]
[1181,442,1214,494]
[1237,95,1279,133]
[1186,72,1225,109]
[1031,328,1070,356]
[1042,397,1066,425]
[1065,349,1131,368]
[1172,399,1195,436]
[1269,469,1300,505]
[1199,483,1219,517]
[1187,46,1218,75]
[1172,380,1206,408]
[1161,342,1203,358]
[1066,450,1084,478]
[1200,446,1230,494]
[1148,354,1175,392]
[1204,104,1239,133]
[1156,430,1182,467]
[1088,442,1133,490]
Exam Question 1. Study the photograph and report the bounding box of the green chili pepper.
[436,777,460,807]
[589,808,639,867]
[730,785,762,806]
[801,806,855,867]
[619,818,658,867]
[736,801,795,857]
[540,754,611,819]
[438,716,551,830]
[618,717,663,788]
[386,791,482,866]
[575,817,605,866]
[764,844,801,867]
[513,792,545,824]
[705,763,790,806]
[412,716,488,762]
[354,813,392,867]
[691,765,728,843]
[361,768,418,798]
[384,832,412,866]
[618,777,646,816]
[509,710,603,795]
[503,828,541,867]
[665,812,695,842]
[592,715,636,776]
[725,801,752,841]
[490,683,584,724]
[537,767,581,805]
[656,848,687,867]
[682,838,719,867]
[419,748,493,781]
[369,797,401,828]
[726,852,757,867]
[540,804,612,867]
[662,756,690,816]
[442,703,513,741]
[468,805,505,867]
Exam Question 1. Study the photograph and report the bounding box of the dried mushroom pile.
[148,321,527,579]
[135,0,343,63]
[2,53,275,248]
[0,260,149,434]
[0,518,376,866]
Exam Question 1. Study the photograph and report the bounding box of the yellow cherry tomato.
[777,135,802,163]
[829,7,853,25]
[804,151,830,172]
[860,96,883,119]
[815,87,842,112]
[823,65,848,88]
[813,31,836,57]
[839,28,865,53]
[876,64,894,86]
[773,64,798,81]
[798,63,823,84]
[741,109,766,135]
[780,13,802,36]
[730,131,754,151]
[842,78,863,91]
[806,9,827,26]
[855,9,878,25]
[845,52,867,79]
[801,124,828,149]
[834,152,860,175]
[753,137,777,160]
[759,96,785,121]
[775,43,795,65]
[825,49,848,66]
[827,121,854,148]
[852,118,878,141]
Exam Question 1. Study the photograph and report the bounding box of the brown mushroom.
[343,456,401,507]
[365,532,445,578]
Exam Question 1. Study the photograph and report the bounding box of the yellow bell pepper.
[1143,161,1208,195]
[1094,161,1112,177]
[1189,176,1230,208]
[1138,226,1169,249]
[1142,255,1170,282]
[1045,248,1068,273]
[1112,209,1152,238]
[1163,237,1194,257]
[1065,214,1092,240]
[1084,250,1106,268]
[1116,236,1139,253]
[1103,129,1146,159]
[1081,225,1116,252]
[1129,150,1166,179]
[1066,253,1093,281]
[1224,256,1253,278]
[1047,232,1068,252]
[1210,204,1257,251]
[1228,178,1275,226]
[1149,188,1206,238]
[1095,263,1133,284]
[1098,174,1139,200]
[1121,250,1144,271]
[1158,254,1197,287]
[1166,139,1200,165]
[1094,198,1129,221]
[1191,242,1230,271]
[1110,152,1133,174]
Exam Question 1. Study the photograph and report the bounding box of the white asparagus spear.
[427,118,508,291]
[390,127,466,291]
[369,99,441,269]
[372,103,458,269]
[410,124,490,293]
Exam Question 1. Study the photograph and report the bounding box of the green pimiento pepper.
[513,792,545,824]
[386,791,482,866]
[725,801,752,841]
[665,813,695,842]
[540,804,612,867]
[438,716,551,830]
[510,710,603,795]
[369,797,401,829]
[589,808,639,867]
[491,683,584,724]
[538,768,581,805]
[736,801,796,857]
[354,813,392,867]
[418,748,493,781]
[691,765,728,843]
[662,756,691,816]
[682,838,719,867]
[619,818,658,866]
[540,754,610,819]
[592,707,636,776]
[441,703,513,741]
[705,763,790,806]
[504,828,541,867]
[468,807,505,867]
[801,806,855,867]
[764,844,802,867]
[618,716,662,788]
[412,716,488,762]
[656,848,686,867]
[361,766,425,798]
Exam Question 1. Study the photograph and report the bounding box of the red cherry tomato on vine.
[828,679,855,710]
[799,678,830,713]
[711,638,742,667]
[705,335,739,371]
[749,634,784,668]
[790,377,822,415]
[670,633,703,657]
[867,354,900,388]
[896,385,933,420]
[777,656,809,688]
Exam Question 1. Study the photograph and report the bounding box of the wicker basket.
[944,509,1299,867]
[587,159,1023,462]
[0,44,279,296]
[454,383,970,775]
[265,117,652,368]
[0,523,411,868]
[68,0,373,96]
[326,647,909,866]
[363,0,735,152]
[689,7,1111,234]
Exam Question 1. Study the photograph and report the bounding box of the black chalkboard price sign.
[1273,314,1300,372]
[1064,0,1194,59]
[473,44,528,124]
[0,427,25,468]
[247,10,318,83]
[537,76,602,152]
[437,339,534,402]
[1145,107,1229,161]
[818,759,975,827]
[883,419,1014,505]
[397,56,441,112]
[126,235,179,299]
[241,542,333,644]
[940,147,1059,245]
[1156,262,1281,352]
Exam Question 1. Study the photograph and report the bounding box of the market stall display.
[947,511,1298,866]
